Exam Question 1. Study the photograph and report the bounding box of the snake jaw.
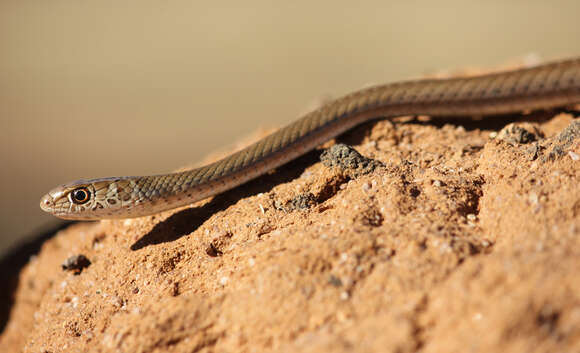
[39,188,73,219]
[40,187,70,215]
[39,191,76,220]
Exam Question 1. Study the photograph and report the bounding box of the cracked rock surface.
[2,93,580,352]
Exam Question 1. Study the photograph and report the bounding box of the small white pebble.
[340,291,350,300]
[528,192,539,205]
[60,281,68,288]
[110,296,122,307]
[439,243,452,254]
[466,214,476,221]
[336,311,348,322]
[248,258,255,267]
[219,276,229,286]
[489,131,498,139]
[340,253,348,262]
[569,151,579,161]
[433,180,442,187]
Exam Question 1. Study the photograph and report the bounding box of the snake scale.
[41,57,580,220]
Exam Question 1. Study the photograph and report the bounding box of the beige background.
[1,0,580,256]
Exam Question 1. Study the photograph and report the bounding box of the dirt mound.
[2,78,580,353]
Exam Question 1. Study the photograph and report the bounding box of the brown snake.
[41,57,580,220]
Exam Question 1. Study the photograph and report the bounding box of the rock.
[2,92,580,353]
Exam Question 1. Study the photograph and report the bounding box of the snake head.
[40,178,136,220]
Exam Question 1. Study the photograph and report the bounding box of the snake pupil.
[71,188,90,204]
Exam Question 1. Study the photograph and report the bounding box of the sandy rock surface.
[2,73,580,353]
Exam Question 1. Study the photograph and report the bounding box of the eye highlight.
[70,187,91,204]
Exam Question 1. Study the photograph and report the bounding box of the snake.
[40,57,580,220]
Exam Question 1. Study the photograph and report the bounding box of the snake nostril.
[41,196,52,207]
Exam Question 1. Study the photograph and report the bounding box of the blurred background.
[1,0,580,257]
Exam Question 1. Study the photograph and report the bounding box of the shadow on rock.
[130,150,320,250]
[0,221,74,334]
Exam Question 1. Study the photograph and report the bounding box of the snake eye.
[70,187,91,204]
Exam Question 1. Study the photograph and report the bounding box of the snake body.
[41,58,580,220]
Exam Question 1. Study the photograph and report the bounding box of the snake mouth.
[40,187,69,214]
